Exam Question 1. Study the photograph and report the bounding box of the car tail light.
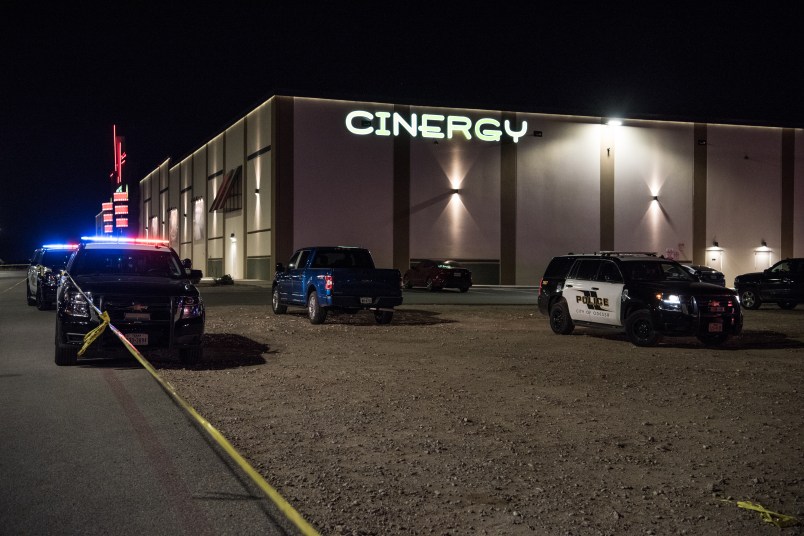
[324,275,333,291]
[538,278,544,297]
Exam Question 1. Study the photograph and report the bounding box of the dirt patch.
[157,305,804,535]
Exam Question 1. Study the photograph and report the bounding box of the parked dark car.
[734,258,804,309]
[27,244,77,310]
[55,238,205,366]
[403,259,473,292]
[538,252,742,346]
[681,263,726,287]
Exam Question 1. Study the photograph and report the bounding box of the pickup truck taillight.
[324,275,333,291]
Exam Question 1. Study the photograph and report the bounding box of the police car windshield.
[622,261,696,282]
[72,249,183,278]
[41,250,74,270]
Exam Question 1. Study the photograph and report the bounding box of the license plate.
[708,322,723,333]
[124,312,150,321]
[710,307,724,313]
[360,297,372,305]
[454,273,462,277]
[127,333,149,345]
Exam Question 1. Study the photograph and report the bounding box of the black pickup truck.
[272,246,403,324]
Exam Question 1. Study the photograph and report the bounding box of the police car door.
[564,259,622,326]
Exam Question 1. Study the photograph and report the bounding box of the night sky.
[1,3,799,263]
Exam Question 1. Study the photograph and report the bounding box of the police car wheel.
[778,301,797,310]
[625,310,661,347]
[26,283,36,306]
[549,300,574,335]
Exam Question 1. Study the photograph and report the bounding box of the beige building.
[139,95,803,286]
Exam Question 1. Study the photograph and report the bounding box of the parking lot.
[155,296,804,535]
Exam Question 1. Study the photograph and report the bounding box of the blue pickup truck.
[271,246,403,324]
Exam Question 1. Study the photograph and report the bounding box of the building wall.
[139,95,803,287]
[409,106,502,265]
[707,125,783,284]
[794,130,804,257]
[517,116,601,285]
[292,98,395,267]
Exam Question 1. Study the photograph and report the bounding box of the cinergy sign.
[345,110,528,143]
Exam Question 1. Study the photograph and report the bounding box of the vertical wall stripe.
[271,96,295,273]
[781,128,795,258]
[599,126,615,251]
[392,105,411,273]
[243,115,248,265]
[500,111,517,284]
[692,123,708,264]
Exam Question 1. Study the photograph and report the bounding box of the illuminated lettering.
[504,119,527,143]
[419,114,445,139]
[345,110,374,135]
[374,111,391,136]
[475,118,501,142]
[393,113,417,137]
[447,116,472,140]
[345,110,528,143]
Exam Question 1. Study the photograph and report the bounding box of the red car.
[403,260,473,292]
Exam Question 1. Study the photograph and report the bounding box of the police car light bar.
[42,244,79,250]
[80,236,170,246]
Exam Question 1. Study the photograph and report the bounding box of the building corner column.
[692,123,708,264]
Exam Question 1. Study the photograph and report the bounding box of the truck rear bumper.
[330,295,403,309]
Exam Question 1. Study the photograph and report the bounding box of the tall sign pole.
[101,125,129,235]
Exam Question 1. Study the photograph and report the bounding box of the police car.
[537,252,742,346]
[26,244,77,310]
[55,237,205,366]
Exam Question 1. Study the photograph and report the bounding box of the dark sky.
[1,3,800,262]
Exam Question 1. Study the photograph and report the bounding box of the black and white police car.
[55,237,205,366]
[537,252,742,346]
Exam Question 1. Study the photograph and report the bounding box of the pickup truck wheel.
[739,289,761,309]
[625,310,661,347]
[549,300,574,335]
[374,310,393,324]
[426,278,438,292]
[271,287,287,314]
[696,333,729,346]
[403,278,413,289]
[307,291,327,324]
[459,286,469,293]
[179,347,203,367]
[778,301,797,310]
[26,283,36,306]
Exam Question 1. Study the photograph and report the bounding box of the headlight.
[657,293,683,312]
[177,296,204,319]
[65,290,91,318]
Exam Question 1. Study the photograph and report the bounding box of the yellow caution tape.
[78,310,110,356]
[723,499,799,528]
[65,273,320,535]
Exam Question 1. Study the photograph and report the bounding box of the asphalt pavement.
[0,270,536,535]
[0,270,305,536]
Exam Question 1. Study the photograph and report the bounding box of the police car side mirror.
[275,263,285,273]
[188,269,202,284]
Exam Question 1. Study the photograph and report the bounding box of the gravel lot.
[157,301,803,535]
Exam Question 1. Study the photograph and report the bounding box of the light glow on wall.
[754,243,773,270]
